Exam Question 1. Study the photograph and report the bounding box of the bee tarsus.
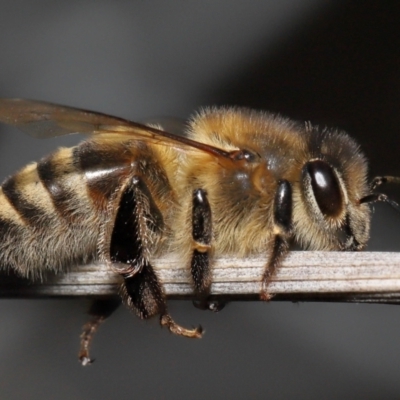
[160,314,203,338]
[79,297,121,366]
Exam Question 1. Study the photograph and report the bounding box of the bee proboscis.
[0,99,396,364]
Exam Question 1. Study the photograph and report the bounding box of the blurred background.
[1,1,400,399]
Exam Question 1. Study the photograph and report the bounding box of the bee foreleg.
[78,297,121,366]
[103,177,202,338]
[261,179,292,301]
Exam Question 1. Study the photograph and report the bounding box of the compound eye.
[304,160,343,217]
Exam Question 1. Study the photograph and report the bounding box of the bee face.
[0,99,383,363]
[294,127,371,252]
[298,158,371,251]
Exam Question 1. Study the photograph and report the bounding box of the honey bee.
[0,99,397,365]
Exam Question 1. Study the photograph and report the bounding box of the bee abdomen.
[72,140,137,211]
[37,148,91,222]
[0,149,99,276]
[1,163,56,228]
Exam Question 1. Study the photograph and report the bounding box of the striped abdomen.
[0,138,174,278]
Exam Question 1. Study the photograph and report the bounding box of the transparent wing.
[0,99,230,158]
[141,116,187,137]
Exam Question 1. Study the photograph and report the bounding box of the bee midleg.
[190,189,224,312]
[102,176,202,338]
[261,179,293,301]
[79,297,121,366]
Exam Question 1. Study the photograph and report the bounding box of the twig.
[2,251,400,304]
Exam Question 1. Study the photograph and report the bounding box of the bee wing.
[139,116,187,137]
[0,99,230,158]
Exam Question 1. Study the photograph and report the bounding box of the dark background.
[1,1,400,399]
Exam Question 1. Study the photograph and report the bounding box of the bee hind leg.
[261,179,292,301]
[122,260,203,338]
[104,176,202,339]
[79,297,121,366]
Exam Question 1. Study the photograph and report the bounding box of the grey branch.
[2,251,400,304]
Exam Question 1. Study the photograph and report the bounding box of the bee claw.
[260,291,274,302]
[193,299,226,312]
[79,355,95,366]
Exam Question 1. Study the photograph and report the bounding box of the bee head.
[293,130,371,251]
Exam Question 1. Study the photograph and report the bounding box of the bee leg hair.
[108,177,202,338]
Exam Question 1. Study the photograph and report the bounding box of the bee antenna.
[360,193,400,214]
[370,176,400,190]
